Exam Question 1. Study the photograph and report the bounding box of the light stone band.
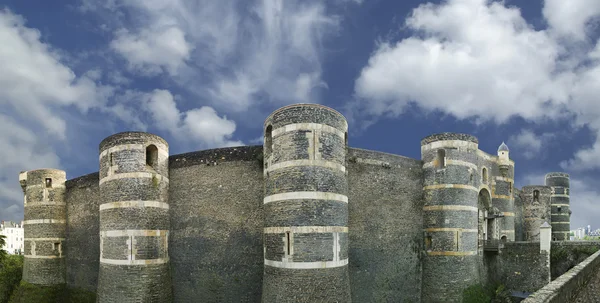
[423,159,477,170]
[271,123,345,139]
[425,228,478,232]
[99,144,168,161]
[265,160,345,174]
[23,219,66,225]
[24,255,62,259]
[99,172,169,185]
[426,251,477,256]
[100,201,169,211]
[25,202,66,207]
[264,226,348,234]
[264,258,348,269]
[423,205,478,212]
[423,184,479,192]
[100,258,169,265]
[264,192,348,204]
[100,229,168,237]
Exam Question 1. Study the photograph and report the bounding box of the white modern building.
[0,221,24,255]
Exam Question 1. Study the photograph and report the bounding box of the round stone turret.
[20,169,67,285]
[420,133,482,302]
[521,186,551,241]
[97,132,172,303]
[545,172,570,241]
[261,104,351,303]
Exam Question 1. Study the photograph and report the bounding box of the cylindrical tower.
[494,142,515,241]
[97,132,171,303]
[545,172,570,241]
[521,186,551,241]
[421,133,481,303]
[20,169,67,285]
[262,104,351,303]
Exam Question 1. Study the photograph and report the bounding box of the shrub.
[0,255,23,303]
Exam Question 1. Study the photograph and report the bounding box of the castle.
[17,104,571,302]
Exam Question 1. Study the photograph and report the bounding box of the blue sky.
[1,0,599,230]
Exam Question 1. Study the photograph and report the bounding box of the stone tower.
[545,172,570,241]
[261,104,351,303]
[421,133,481,302]
[495,142,515,241]
[19,169,67,285]
[521,186,551,241]
[97,132,172,303]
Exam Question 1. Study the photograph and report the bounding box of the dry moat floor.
[571,266,600,303]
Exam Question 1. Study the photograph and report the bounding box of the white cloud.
[111,26,192,76]
[0,9,112,139]
[183,107,243,147]
[353,0,600,172]
[95,0,340,111]
[145,90,181,131]
[543,0,600,40]
[508,130,554,159]
[142,89,242,148]
[0,9,113,222]
[354,0,568,122]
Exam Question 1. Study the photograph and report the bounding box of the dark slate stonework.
[546,173,570,241]
[263,104,351,303]
[521,186,552,241]
[545,173,570,187]
[261,266,351,303]
[19,104,576,303]
[168,153,264,303]
[421,135,481,303]
[97,132,172,303]
[495,242,550,293]
[421,133,478,145]
[64,173,100,292]
[265,166,347,195]
[264,103,348,131]
[514,189,525,241]
[96,263,172,303]
[22,169,67,286]
[264,200,348,227]
[99,131,169,151]
[347,148,423,303]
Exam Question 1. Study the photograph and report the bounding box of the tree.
[0,235,6,262]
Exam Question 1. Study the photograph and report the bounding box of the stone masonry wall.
[65,172,100,292]
[496,242,550,293]
[347,148,424,303]
[168,146,264,303]
[56,138,458,303]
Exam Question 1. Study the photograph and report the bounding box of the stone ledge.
[523,248,600,302]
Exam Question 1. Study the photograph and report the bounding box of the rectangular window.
[286,232,291,256]
[425,234,432,251]
[45,178,52,188]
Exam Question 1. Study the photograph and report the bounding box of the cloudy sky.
[1,0,599,230]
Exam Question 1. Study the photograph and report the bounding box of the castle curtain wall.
[168,147,265,303]
[65,173,100,292]
[347,148,424,303]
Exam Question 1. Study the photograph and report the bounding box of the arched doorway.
[478,189,492,248]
